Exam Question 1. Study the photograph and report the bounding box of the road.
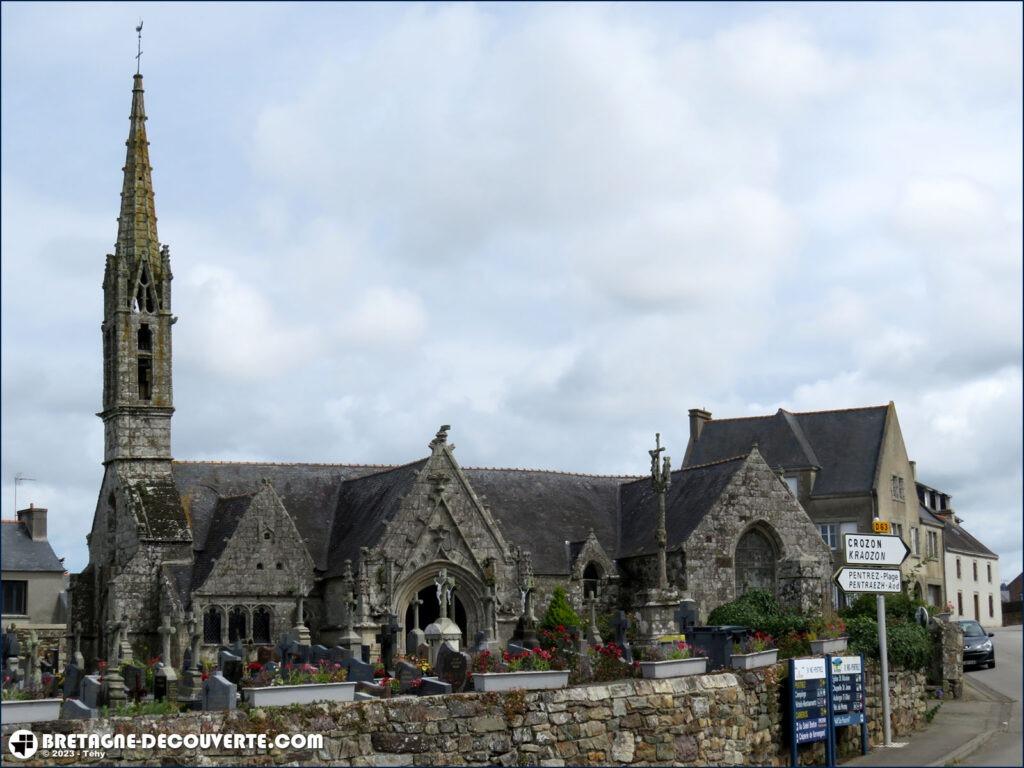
[961,624,1022,766]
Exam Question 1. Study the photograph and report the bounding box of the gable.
[194,485,315,596]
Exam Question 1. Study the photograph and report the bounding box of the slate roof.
[918,505,945,527]
[173,462,389,572]
[942,519,997,558]
[124,477,191,540]
[685,406,888,496]
[1,521,64,572]
[323,459,428,578]
[618,456,747,559]
[191,494,254,590]
[462,469,627,574]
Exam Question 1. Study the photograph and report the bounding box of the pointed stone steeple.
[100,72,175,465]
[118,75,159,270]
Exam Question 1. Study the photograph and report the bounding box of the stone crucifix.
[107,614,125,667]
[434,569,456,620]
[187,610,201,673]
[158,615,177,667]
[649,432,672,591]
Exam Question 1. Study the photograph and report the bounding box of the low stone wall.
[1,664,927,766]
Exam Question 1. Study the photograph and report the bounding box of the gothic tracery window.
[203,607,223,644]
[253,606,272,644]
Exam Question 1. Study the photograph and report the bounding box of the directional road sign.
[833,567,902,594]
[843,533,910,567]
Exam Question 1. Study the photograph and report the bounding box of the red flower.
[247,662,263,673]
[201,671,210,681]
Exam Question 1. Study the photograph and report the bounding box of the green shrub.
[841,592,928,624]
[540,587,582,631]
[845,614,931,669]
[706,589,781,627]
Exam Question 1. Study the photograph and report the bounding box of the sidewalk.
[840,678,1014,767]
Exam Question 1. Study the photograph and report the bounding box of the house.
[2,505,68,663]
[920,483,1002,626]
[683,403,946,605]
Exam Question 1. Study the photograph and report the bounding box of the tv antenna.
[14,473,36,514]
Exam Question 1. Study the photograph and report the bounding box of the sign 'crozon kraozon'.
[842,533,910,567]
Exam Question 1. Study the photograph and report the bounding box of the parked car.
[958,619,995,668]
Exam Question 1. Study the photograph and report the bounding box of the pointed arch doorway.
[393,562,485,654]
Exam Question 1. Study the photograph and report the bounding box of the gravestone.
[360,645,371,664]
[122,663,146,702]
[377,614,401,674]
[62,698,97,720]
[674,601,698,635]
[435,642,470,693]
[395,659,423,693]
[218,650,243,685]
[182,647,193,674]
[417,676,452,696]
[473,630,489,654]
[286,642,312,665]
[155,663,177,702]
[230,639,245,660]
[80,675,104,710]
[407,627,427,656]
[63,663,84,699]
[342,657,375,683]
[201,672,236,712]
[613,611,633,663]
[507,642,527,657]
[355,680,388,698]
[311,645,330,665]
[275,634,292,663]
[416,643,431,661]
[329,646,351,664]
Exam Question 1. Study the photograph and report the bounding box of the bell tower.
[99,72,174,471]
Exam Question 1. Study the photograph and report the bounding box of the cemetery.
[2,577,963,765]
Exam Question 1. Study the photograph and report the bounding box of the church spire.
[115,73,162,289]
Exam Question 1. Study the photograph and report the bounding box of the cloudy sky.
[2,2,1021,578]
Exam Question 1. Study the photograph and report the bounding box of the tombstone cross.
[410,597,423,630]
[107,614,124,666]
[158,615,177,666]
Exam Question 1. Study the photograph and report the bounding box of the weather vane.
[135,20,144,74]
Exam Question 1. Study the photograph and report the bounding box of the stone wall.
[3,664,928,766]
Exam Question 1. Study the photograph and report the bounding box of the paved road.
[960,624,1021,766]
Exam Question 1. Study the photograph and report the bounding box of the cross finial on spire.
[135,20,144,75]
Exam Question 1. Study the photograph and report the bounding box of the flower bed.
[472,670,570,692]
[729,649,778,670]
[1,697,62,724]
[242,682,356,706]
[639,657,708,679]
[239,661,347,689]
[809,636,848,655]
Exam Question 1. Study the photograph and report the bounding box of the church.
[70,72,832,668]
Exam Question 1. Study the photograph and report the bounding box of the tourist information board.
[789,657,831,766]
[833,566,902,594]
[828,654,868,756]
[843,533,910,567]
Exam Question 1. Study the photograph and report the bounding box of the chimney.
[688,408,712,443]
[16,503,47,542]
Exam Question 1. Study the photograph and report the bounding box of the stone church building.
[70,73,831,668]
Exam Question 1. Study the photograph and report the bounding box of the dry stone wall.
[3,664,927,766]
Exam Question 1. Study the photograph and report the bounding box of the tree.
[540,587,582,631]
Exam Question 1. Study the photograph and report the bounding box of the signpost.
[834,519,905,747]
[789,657,830,767]
[833,567,902,594]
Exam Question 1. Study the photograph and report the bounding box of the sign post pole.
[825,655,835,768]
[876,594,892,746]
[859,654,868,755]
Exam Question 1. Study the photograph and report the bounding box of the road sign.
[871,519,892,534]
[843,533,910,567]
[833,567,902,593]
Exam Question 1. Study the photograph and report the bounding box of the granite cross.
[410,597,423,630]
[649,433,672,591]
[158,615,177,667]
